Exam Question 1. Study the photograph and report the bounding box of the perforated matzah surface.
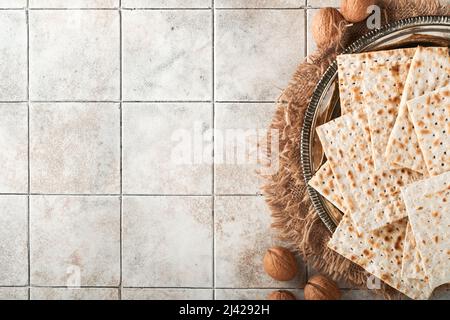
[316,113,420,233]
[401,223,425,279]
[328,215,433,300]
[402,171,450,289]
[407,87,450,176]
[386,47,450,174]
[363,48,416,171]
[308,162,347,213]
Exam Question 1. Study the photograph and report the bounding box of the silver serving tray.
[301,16,450,233]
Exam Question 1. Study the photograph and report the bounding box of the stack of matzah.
[308,47,450,299]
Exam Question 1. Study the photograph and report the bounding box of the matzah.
[337,53,366,115]
[308,162,347,213]
[308,52,373,214]
[385,47,450,173]
[328,215,433,299]
[407,87,450,176]
[316,113,419,233]
[402,171,450,289]
[401,223,425,279]
[363,48,416,171]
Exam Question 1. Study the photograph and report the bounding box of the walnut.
[263,246,298,281]
[267,290,296,300]
[304,274,341,300]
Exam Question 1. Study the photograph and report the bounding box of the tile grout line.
[211,0,216,301]
[119,0,123,301]
[26,0,31,300]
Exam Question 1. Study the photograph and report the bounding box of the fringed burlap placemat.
[261,0,449,299]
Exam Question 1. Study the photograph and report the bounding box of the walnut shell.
[263,246,298,281]
[304,275,341,300]
[267,290,296,300]
[312,8,346,48]
[341,0,378,23]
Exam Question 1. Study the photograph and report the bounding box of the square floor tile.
[307,9,319,55]
[308,0,340,7]
[215,289,304,300]
[215,196,306,288]
[0,196,28,286]
[122,10,212,101]
[0,287,28,300]
[0,104,28,193]
[30,103,120,194]
[215,10,305,101]
[122,288,213,300]
[29,10,120,100]
[122,103,212,195]
[215,0,304,8]
[122,0,211,8]
[30,288,119,300]
[30,0,118,7]
[0,0,27,8]
[215,103,275,194]
[0,11,27,101]
[30,196,121,286]
[122,196,213,287]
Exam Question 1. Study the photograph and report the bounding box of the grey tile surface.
[0,11,27,101]
[122,103,212,195]
[0,104,28,193]
[215,9,305,101]
[0,0,27,8]
[0,287,28,300]
[308,0,340,7]
[215,0,305,8]
[214,103,275,194]
[122,288,213,300]
[30,196,121,286]
[29,10,120,101]
[30,103,120,194]
[307,9,319,55]
[0,196,28,286]
[122,0,212,8]
[122,10,212,101]
[29,0,119,7]
[30,288,119,300]
[215,196,306,288]
[122,196,213,287]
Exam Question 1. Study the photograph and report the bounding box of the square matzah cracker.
[308,52,374,215]
[407,87,450,176]
[316,113,420,233]
[401,223,425,279]
[363,48,416,171]
[328,215,433,299]
[402,171,450,289]
[386,47,450,173]
[308,162,347,213]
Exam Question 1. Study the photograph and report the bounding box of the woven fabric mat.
[261,0,449,299]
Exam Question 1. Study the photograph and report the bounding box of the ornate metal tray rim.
[301,15,450,233]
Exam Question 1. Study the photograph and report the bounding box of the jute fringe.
[261,0,449,299]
